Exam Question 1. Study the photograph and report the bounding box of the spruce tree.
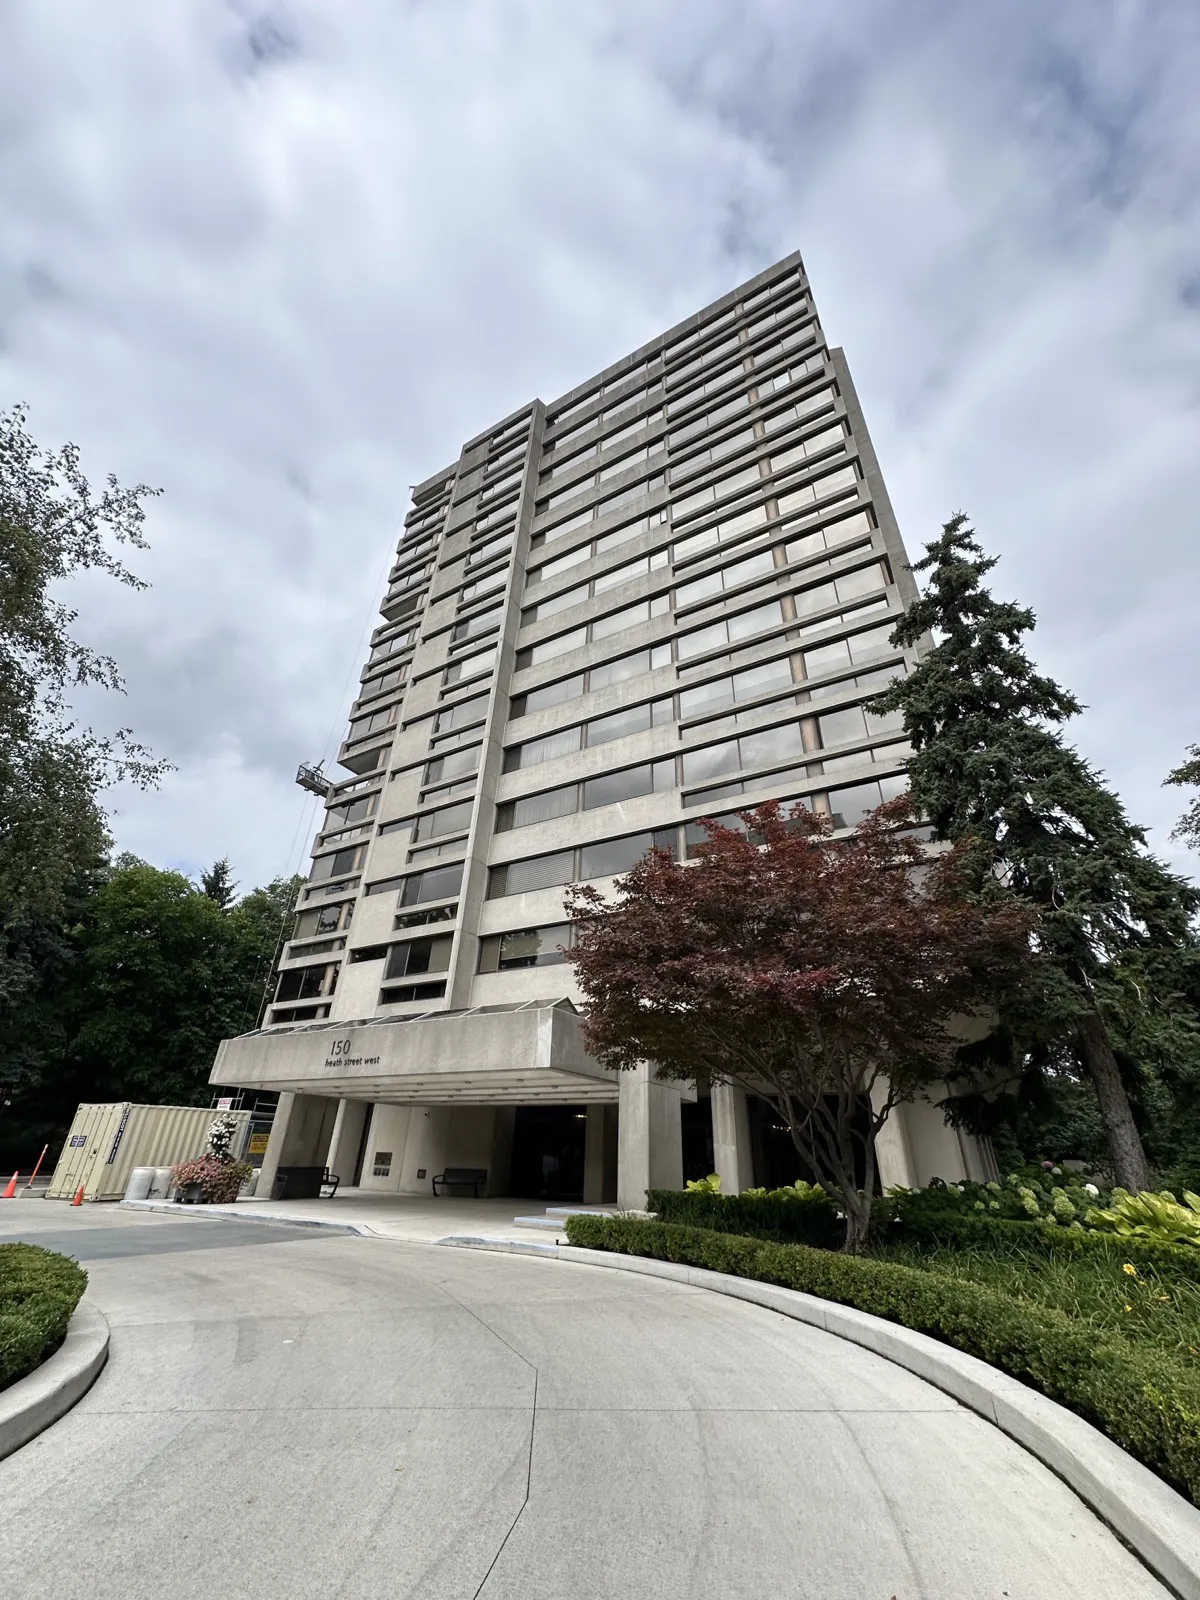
[871,515,1200,1191]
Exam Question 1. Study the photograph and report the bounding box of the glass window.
[587,704,654,745]
[672,464,761,518]
[492,852,575,897]
[588,645,663,689]
[681,741,740,784]
[478,924,572,972]
[733,658,794,700]
[400,862,464,906]
[590,594,669,641]
[515,726,582,769]
[507,786,578,829]
[514,674,585,717]
[460,568,507,604]
[739,722,805,768]
[452,605,502,643]
[434,693,488,734]
[793,580,838,618]
[850,623,898,663]
[530,582,589,621]
[835,563,886,602]
[519,628,587,668]
[385,935,453,981]
[679,676,734,719]
[582,763,655,810]
[776,464,858,519]
[443,645,497,687]
[424,745,479,784]
[768,424,844,474]
[529,545,591,584]
[727,599,785,641]
[311,845,364,881]
[818,706,869,748]
[579,830,675,880]
[413,799,474,841]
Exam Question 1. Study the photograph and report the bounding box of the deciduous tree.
[565,798,1034,1250]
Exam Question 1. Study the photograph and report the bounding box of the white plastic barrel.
[125,1167,155,1201]
[150,1167,174,1198]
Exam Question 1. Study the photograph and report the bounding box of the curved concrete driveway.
[0,1203,1170,1599]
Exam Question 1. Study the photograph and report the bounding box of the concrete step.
[511,1216,566,1230]
[544,1206,615,1218]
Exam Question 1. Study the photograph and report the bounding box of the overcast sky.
[3,0,1198,892]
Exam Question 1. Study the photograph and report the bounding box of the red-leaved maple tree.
[565,797,1035,1250]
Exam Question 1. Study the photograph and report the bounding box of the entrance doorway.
[508,1106,587,1200]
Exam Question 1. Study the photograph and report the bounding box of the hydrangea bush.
[171,1114,252,1204]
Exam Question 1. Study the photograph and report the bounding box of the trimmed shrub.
[647,1186,842,1249]
[172,1154,253,1204]
[564,1214,1200,1506]
[0,1244,88,1392]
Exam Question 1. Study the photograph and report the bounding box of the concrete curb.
[0,1300,110,1462]
[437,1235,1200,1600]
[118,1199,372,1236]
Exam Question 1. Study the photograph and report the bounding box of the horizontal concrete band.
[0,1299,110,1462]
[438,1235,1200,1600]
[118,1198,374,1236]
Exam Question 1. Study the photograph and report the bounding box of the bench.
[272,1166,340,1200]
[432,1167,487,1198]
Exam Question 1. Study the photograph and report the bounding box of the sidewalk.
[117,1189,578,1244]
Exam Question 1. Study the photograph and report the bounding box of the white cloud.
[2,0,1198,884]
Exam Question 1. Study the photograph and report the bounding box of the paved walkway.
[0,1197,1170,1599]
[120,1187,584,1241]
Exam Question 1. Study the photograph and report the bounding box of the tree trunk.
[841,1188,873,1254]
[1076,1009,1150,1192]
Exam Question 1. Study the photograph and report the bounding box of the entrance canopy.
[211,999,619,1105]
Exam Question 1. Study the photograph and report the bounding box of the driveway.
[0,1198,1170,1599]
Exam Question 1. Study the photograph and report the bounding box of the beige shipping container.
[46,1103,252,1201]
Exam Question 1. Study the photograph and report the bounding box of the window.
[368,626,416,664]
[311,844,365,881]
[826,775,908,830]
[681,719,805,784]
[527,545,591,585]
[525,551,670,623]
[495,760,675,831]
[478,923,572,971]
[398,862,464,906]
[507,725,582,770]
[443,644,498,687]
[347,703,399,743]
[590,593,670,640]
[293,901,353,938]
[413,799,473,842]
[587,699,671,744]
[667,390,752,446]
[424,745,480,785]
[808,662,905,704]
[675,548,776,609]
[394,903,458,930]
[677,599,786,662]
[784,509,873,565]
[379,980,446,1004]
[434,693,488,734]
[384,934,452,980]
[670,426,758,478]
[768,424,844,475]
[459,568,507,605]
[451,604,502,643]
[803,622,898,679]
[325,793,379,827]
[509,644,671,720]
[487,829,677,897]
[275,962,339,1002]
[505,696,670,771]
[466,531,513,569]
[359,666,406,704]
[672,464,762,520]
[775,464,859,520]
[348,944,389,964]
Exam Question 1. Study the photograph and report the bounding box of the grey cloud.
[1,0,1198,887]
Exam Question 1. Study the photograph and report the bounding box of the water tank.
[150,1167,174,1198]
[125,1167,155,1201]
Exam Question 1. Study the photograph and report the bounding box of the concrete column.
[903,1095,979,1186]
[257,1091,341,1200]
[870,1079,915,1192]
[710,1082,754,1194]
[583,1103,615,1204]
[326,1099,370,1187]
[617,1065,684,1212]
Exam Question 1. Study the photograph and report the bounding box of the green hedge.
[0,1244,89,1393]
[647,1188,842,1249]
[565,1215,1200,1505]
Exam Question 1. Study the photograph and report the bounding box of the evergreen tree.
[200,856,237,907]
[871,515,1200,1191]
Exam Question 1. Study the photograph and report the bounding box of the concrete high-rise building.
[212,251,992,1208]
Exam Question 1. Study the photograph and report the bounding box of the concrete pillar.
[583,1103,616,1204]
[488,1107,516,1198]
[871,1079,915,1192]
[617,1064,684,1212]
[903,1095,981,1186]
[326,1099,370,1187]
[710,1082,754,1194]
[256,1091,340,1200]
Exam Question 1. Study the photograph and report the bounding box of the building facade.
[212,251,993,1208]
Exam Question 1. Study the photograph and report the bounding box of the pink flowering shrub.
[172,1154,252,1204]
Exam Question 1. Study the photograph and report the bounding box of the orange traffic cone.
[71,1185,85,1206]
[2,1173,17,1199]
